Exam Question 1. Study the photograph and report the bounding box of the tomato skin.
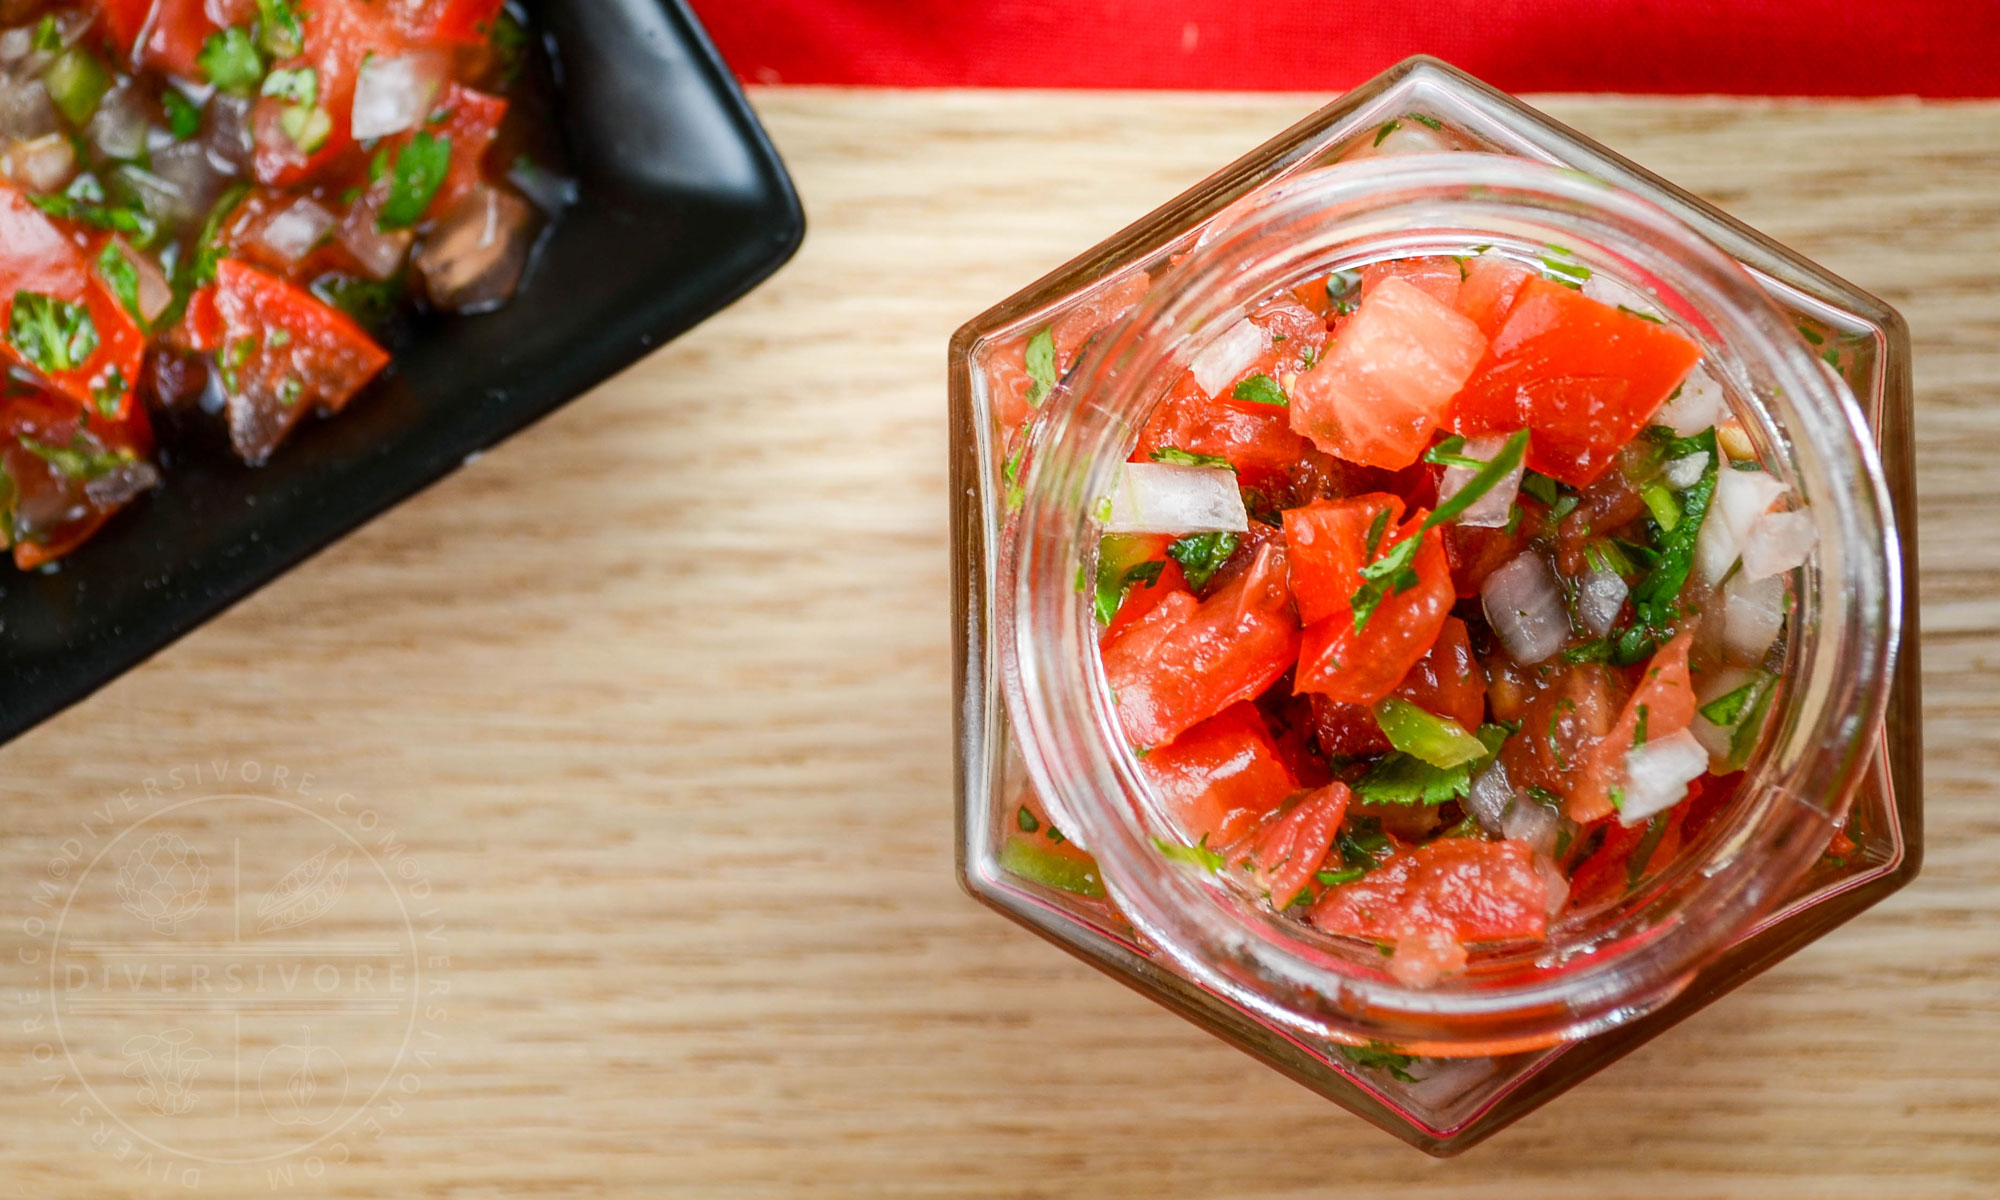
[1311,837,1551,983]
[1569,629,1697,822]
[1448,278,1703,486]
[1281,492,1403,628]
[1224,783,1348,906]
[1289,276,1487,471]
[414,83,508,219]
[254,0,409,187]
[0,190,146,415]
[1138,702,1298,845]
[192,259,390,463]
[1137,372,1309,478]
[0,390,154,569]
[1293,513,1453,706]
[1102,542,1301,751]
[1101,557,1186,647]
[1361,256,1462,308]
[1311,695,1390,757]
[1499,662,1624,809]
[1454,255,1533,338]
[390,0,506,44]
[0,186,90,300]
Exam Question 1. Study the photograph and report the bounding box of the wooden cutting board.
[0,90,1994,1198]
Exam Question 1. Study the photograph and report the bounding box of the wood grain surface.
[1,90,1996,1198]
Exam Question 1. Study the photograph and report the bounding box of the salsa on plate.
[999,249,1823,986]
[0,0,559,567]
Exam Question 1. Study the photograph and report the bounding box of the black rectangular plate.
[0,0,804,746]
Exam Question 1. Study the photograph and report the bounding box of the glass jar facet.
[949,57,1920,1155]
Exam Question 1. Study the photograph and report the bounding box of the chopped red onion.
[204,93,255,170]
[1464,759,1513,834]
[338,200,415,280]
[414,184,535,312]
[86,81,150,161]
[1102,462,1248,534]
[1188,317,1264,398]
[145,142,227,224]
[1481,552,1568,664]
[1438,432,1523,528]
[1618,729,1709,826]
[0,75,57,142]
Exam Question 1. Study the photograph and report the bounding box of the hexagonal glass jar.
[948,57,1921,1155]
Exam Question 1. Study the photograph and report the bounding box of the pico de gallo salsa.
[0,0,562,568]
[999,250,1823,987]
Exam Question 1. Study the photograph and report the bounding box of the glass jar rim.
[1000,154,1902,1052]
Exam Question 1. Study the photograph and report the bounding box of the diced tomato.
[1189,519,1283,599]
[0,390,155,569]
[1454,255,1534,338]
[1248,294,1329,362]
[1552,442,1650,575]
[191,260,390,463]
[1499,662,1624,809]
[1442,507,1537,598]
[1293,512,1453,706]
[986,346,1035,432]
[388,0,507,44]
[0,189,145,416]
[109,0,249,77]
[1308,614,1482,757]
[1311,838,1551,985]
[1312,695,1390,757]
[1051,272,1150,369]
[1281,492,1406,629]
[254,0,410,187]
[1448,278,1704,486]
[1564,818,1651,911]
[1101,557,1187,647]
[1102,542,1301,751]
[1224,783,1348,906]
[1361,256,1462,308]
[1138,702,1299,845]
[1136,372,1309,479]
[1569,629,1697,822]
[418,84,509,219]
[1289,276,1488,471]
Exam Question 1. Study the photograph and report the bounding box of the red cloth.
[688,1,2000,97]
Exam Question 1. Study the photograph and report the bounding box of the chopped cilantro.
[1627,812,1672,887]
[1618,304,1665,324]
[1016,805,1040,834]
[1324,269,1362,314]
[20,434,129,480]
[261,65,317,106]
[27,191,157,243]
[1149,446,1231,470]
[1562,637,1613,664]
[1154,834,1225,874]
[1363,505,1392,555]
[198,27,265,96]
[376,132,453,231]
[1231,373,1287,407]
[161,88,204,140]
[1406,112,1443,131]
[1539,253,1591,290]
[1372,120,1401,147]
[95,242,145,328]
[1699,676,1766,726]
[1024,327,1056,407]
[91,367,128,417]
[1351,724,1508,807]
[1521,471,1561,507]
[1167,531,1238,591]
[1615,428,1719,664]
[254,0,304,58]
[1422,434,1487,470]
[1338,1041,1418,1083]
[7,291,98,375]
[1347,533,1421,632]
[1423,428,1529,530]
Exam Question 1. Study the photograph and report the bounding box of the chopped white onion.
[86,82,150,161]
[1531,852,1571,918]
[1690,666,1759,771]
[1722,571,1786,665]
[1481,553,1568,664]
[253,198,336,263]
[1502,800,1561,860]
[1188,317,1264,398]
[0,27,33,64]
[1464,759,1513,834]
[351,51,447,140]
[1662,450,1709,491]
[145,143,226,223]
[1581,273,1649,313]
[2,131,73,191]
[1655,364,1726,437]
[1739,509,1816,581]
[1575,567,1628,638]
[108,237,174,322]
[1618,729,1709,826]
[1714,466,1788,544]
[1438,432,1523,528]
[1102,463,1248,535]
[0,76,57,142]
[204,93,255,170]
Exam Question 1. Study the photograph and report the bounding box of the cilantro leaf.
[1338,1041,1418,1083]
[1614,428,1719,663]
[376,132,453,231]
[1423,428,1528,530]
[1231,373,1287,407]
[28,190,157,243]
[1348,532,1423,632]
[19,434,130,480]
[7,291,99,375]
[1350,724,1508,807]
[255,0,304,58]
[1154,834,1224,874]
[1149,446,1231,470]
[95,242,145,328]
[161,88,204,140]
[1699,676,1765,726]
[1024,327,1056,407]
[1167,531,1237,591]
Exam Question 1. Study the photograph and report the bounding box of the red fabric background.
[687,1,2000,97]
